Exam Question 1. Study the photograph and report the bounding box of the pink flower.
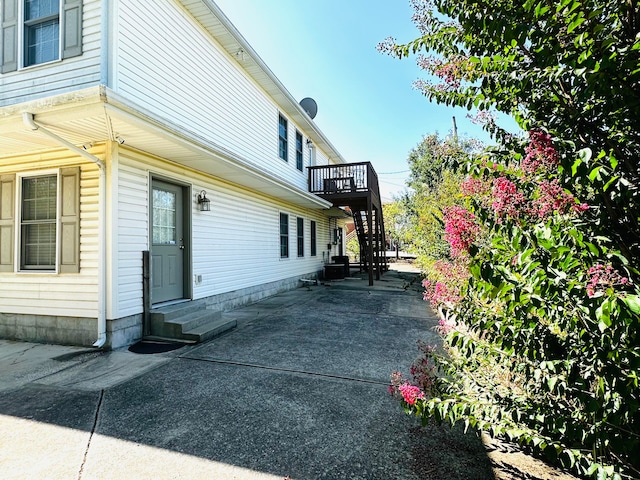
[522,129,559,174]
[461,176,491,198]
[422,260,469,308]
[398,383,426,405]
[532,180,588,219]
[586,264,631,298]
[443,206,480,257]
[491,177,526,221]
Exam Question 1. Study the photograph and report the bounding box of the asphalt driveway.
[0,267,495,479]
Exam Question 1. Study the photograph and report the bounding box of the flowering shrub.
[381,1,640,476]
[404,130,639,480]
[460,176,490,197]
[532,179,588,219]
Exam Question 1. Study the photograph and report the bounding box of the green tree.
[401,133,482,268]
[380,0,640,263]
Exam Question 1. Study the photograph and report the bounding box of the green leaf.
[567,16,585,34]
[596,300,612,332]
[588,166,602,182]
[622,295,640,314]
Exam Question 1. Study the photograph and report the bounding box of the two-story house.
[0,0,386,348]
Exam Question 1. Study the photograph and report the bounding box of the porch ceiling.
[0,87,331,210]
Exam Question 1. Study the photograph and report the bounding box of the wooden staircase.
[149,301,236,343]
[352,208,387,274]
[308,162,387,285]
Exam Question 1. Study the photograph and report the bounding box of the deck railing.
[308,162,379,197]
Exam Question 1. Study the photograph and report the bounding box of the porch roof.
[0,86,332,210]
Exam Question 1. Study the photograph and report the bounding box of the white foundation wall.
[115,149,330,318]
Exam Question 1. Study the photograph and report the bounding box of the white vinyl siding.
[113,0,320,193]
[115,151,329,308]
[0,0,100,107]
[0,148,100,318]
[112,161,149,318]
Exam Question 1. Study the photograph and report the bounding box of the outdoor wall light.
[197,190,211,211]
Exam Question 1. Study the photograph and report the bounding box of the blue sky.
[214,0,518,201]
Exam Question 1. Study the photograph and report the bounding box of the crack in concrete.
[78,389,104,480]
[9,344,38,365]
[178,354,389,386]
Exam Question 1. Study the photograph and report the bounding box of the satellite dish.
[299,97,318,119]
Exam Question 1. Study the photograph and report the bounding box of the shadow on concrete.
[0,268,497,479]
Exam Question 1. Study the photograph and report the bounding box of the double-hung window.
[24,0,60,67]
[310,221,317,257]
[296,217,304,257]
[20,174,57,269]
[279,213,289,258]
[295,131,303,171]
[0,0,83,73]
[0,168,80,273]
[278,114,288,161]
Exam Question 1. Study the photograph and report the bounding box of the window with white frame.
[23,0,61,67]
[0,0,83,74]
[278,113,288,161]
[0,168,80,273]
[20,173,57,269]
[279,212,289,258]
[295,131,303,171]
[296,217,304,257]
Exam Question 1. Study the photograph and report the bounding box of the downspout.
[23,113,108,348]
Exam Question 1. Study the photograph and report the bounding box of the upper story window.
[0,0,83,74]
[295,131,303,171]
[24,0,60,67]
[278,113,288,161]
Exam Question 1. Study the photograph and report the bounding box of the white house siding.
[0,148,101,318]
[115,150,329,314]
[191,182,330,298]
[113,0,324,194]
[0,1,102,107]
[111,157,149,319]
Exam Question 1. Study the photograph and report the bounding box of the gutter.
[22,113,108,348]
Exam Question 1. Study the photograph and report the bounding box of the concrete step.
[182,318,237,343]
[150,301,207,323]
[150,301,235,342]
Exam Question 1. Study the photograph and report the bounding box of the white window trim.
[18,0,64,71]
[16,169,61,274]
